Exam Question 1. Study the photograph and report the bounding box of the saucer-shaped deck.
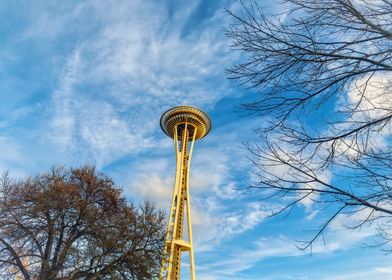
[160,106,211,140]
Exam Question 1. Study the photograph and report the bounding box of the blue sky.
[1,0,392,279]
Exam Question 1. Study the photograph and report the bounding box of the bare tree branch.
[228,0,392,250]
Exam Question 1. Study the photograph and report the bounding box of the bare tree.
[226,0,392,250]
[0,166,165,279]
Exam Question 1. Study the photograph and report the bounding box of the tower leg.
[160,124,197,280]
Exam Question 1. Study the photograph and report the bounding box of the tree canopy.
[0,166,165,279]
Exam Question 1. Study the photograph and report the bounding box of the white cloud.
[318,266,392,280]
[255,142,332,212]
[196,204,385,279]
[191,197,273,253]
[131,174,172,209]
[374,266,392,274]
[347,73,392,120]
[0,104,41,129]
[299,170,331,211]
[328,207,378,244]
[198,237,301,278]
[332,72,392,158]
[123,157,173,207]
[49,48,81,150]
[0,137,28,177]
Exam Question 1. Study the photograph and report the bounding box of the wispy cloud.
[29,0,236,168]
[196,204,382,279]
[49,48,81,151]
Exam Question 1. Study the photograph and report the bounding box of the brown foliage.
[0,166,165,279]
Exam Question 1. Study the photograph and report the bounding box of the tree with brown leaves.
[0,166,165,279]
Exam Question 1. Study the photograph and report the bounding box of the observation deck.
[160,106,212,140]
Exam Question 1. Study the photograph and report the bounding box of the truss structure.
[159,106,211,280]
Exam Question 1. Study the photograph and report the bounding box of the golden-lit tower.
[159,106,211,280]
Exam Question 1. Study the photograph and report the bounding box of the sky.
[1,0,392,279]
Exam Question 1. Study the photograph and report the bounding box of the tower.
[159,106,211,280]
